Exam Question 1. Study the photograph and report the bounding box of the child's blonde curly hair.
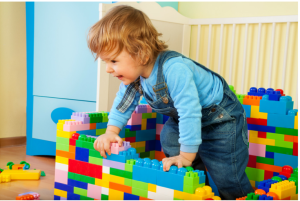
[87,5,168,66]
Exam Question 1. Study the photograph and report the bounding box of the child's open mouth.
[116,75,123,80]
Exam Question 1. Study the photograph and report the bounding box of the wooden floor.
[0,145,55,200]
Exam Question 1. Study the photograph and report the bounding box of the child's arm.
[162,151,197,171]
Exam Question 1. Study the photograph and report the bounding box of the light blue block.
[136,129,156,142]
[132,164,157,185]
[156,113,164,124]
[119,128,126,138]
[242,104,251,118]
[260,95,294,115]
[77,129,96,136]
[274,153,298,169]
[96,122,108,129]
[267,110,297,129]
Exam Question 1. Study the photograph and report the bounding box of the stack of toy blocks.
[234,87,298,189]
[236,165,298,200]
[54,128,221,200]
[126,105,169,161]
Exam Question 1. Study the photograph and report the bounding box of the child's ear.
[142,56,150,65]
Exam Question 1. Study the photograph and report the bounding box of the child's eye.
[111,60,117,63]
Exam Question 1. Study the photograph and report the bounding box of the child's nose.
[106,64,114,74]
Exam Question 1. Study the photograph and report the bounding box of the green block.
[125,159,135,172]
[89,149,103,158]
[125,130,136,137]
[275,140,293,149]
[101,194,108,200]
[132,180,148,190]
[74,187,87,196]
[184,171,199,186]
[123,171,133,179]
[68,172,75,180]
[89,113,103,123]
[183,183,204,194]
[132,187,148,198]
[89,156,102,166]
[100,112,109,122]
[142,113,152,119]
[276,127,298,136]
[80,195,94,200]
[237,94,246,105]
[124,178,132,186]
[56,136,69,144]
[76,140,84,148]
[267,133,284,140]
[256,156,274,165]
[136,147,145,153]
[82,141,94,150]
[245,167,264,181]
[139,151,150,158]
[266,145,293,155]
[41,171,46,176]
[246,192,260,200]
[96,128,106,136]
[174,198,183,200]
[74,173,81,181]
[149,151,155,160]
[80,175,95,185]
[110,168,124,177]
[56,143,69,152]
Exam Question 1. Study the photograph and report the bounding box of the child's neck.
[140,60,156,79]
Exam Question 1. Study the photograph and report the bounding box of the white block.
[102,187,109,195]
[156,186,174,200]
[55,162,68,171]
[103,166,110,174]
[148,191,157,200]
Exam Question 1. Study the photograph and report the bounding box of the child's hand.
[162,154,193,171]
[93,131,122,158]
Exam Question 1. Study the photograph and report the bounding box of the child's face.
[100,48,148,85]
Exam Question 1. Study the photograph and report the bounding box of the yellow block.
[250,106,268,119]
[0,174,11,183]
[54,189,67,198]
[57,130,75,138]
[249,130,275,146]
[152,113,156,118]
[249,180,256,188]
[295,114,298,129]
[174,190,186,200]
[109,188,124,200]
[190,186,214,200]
[136,141,145,148]
[269,180,296,199]
[148,183,156,192]
[95,178,109,188]
[291,194,298,200]
[56,156,69,165]
[57,119,75,130]
[102,173,124,185]
[141,119,147,130]
[121,138,125,141]
[130,142,136,148]
[1,170,41,180]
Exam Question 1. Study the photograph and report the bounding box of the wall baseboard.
[0,136,26,148]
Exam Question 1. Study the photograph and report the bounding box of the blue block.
[77,129,96,136]
[267,110,296,129]
[273,172,279,176]
[146,123,156,130]
[278,175,287,181]
[106,153,131,163]
[136,129,156,142]
[67,192,81,200]
[119,128,126,138]
[247,124,276,133]
[55,182,74,192]
[157,169,184,191]
[155,140,162,151]
[248,87,267,96]
[258,179,278,193]
[265,151,274,159]
[148,140,156,151]
[274,153,298,169]
[75,147,89,162]
[260,95,294,115]
[68,179,88,190]
[132,163,157,185]
[194,170,206,184]
[259,194,274,200]
[124,192,139,200]
[96,122,108,129]
[156,113,164,124]
[126,125,141,131]
[147,118,156,124]
[163,115,169,124]
[242,104,251,118]
[54,195,60,200]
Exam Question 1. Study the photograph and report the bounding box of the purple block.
[103,159,125,170]
[125,125,141,131]
[136,105,148,113]
[60,197,67,200]
[145,141,150,152]
[123,141,131,151]
[71,112,90,124]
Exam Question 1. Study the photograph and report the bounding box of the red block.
[125,137,136,143]
[88,163,102,179]
[247,155,257,168]
[72,133,80,140]
[69,138,76,146]
[264,170,274,180]
[155,134,160,140]
[293,143,298,156]
[279,165,293,178]
[69,159,78,173]
[247,118,267,126]
[257,132,267,138]
[77,160,89,176]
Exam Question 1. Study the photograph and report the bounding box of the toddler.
[87,5,253,200]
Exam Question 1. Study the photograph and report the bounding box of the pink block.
[249,143,266,157]
[111,143,125,154]
[156,124,164,135]
[63,121,90,132]
[87,183,102,200]
[127,112,142,125]
[146,105,152,113]
[54,169,68,184]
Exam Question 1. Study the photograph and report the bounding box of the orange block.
[284,135,294,142]
[256,163,282,173]
[154,151,166,161]
[56,150,75,159]
[90,123,96,130]
[69,145,76,153]
[109,182,132,194]
[236,196,247,200]
[294,136,298,143]
[243,95,262,106]
[12,164,25,170]
[139,197,152,200]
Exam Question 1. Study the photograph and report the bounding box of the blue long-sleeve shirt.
[108,54,223,153]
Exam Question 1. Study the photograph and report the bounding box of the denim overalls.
[119,51,254,199]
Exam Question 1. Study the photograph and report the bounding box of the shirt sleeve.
[107,82,141,130]
[165,62,202,153]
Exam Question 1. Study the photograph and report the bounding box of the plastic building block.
[127,111,143,125]
[275,154,298,169]
[157,165,186,191]
[267,109,297,129]
[248,124,275,133]
[135,105,148,114]
[249,142,266,157]
[71,112,90,124]
[258,194,273,200]
[0,170,41,181]
[269,180,296,199]
[63,121,90,132]
[247,118,267,126]
[18,192,40,200]
[243,95,262,106]
[192,186,214,200]
[260,95,294,115]
[258,179,278,193]
[248,87,268,96]
[136,129,156,142]
[16,194,35,200]
[237,94,246,104]
[243,105,251,118]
